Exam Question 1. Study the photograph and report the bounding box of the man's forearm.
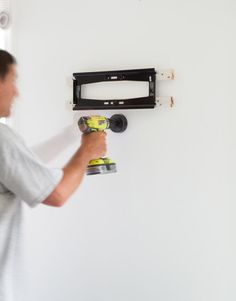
[42,131,106,207]
[61,146,91,199]
[43,146,91,207]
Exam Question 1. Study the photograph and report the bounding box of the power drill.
[78,114,128,175]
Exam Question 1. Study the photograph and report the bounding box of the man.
[0,49,107,301]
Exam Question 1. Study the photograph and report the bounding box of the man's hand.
[80,132,107,161]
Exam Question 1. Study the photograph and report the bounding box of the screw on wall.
[0,0,10,30]
[0,11,10,29]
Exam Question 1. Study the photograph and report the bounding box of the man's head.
[0,50,18,118]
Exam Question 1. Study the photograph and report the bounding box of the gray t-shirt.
[0,123,63,301]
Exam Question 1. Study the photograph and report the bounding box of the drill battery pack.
[87,158,116,175]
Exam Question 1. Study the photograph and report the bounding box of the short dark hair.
[0,49,16,80]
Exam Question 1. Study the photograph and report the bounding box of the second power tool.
[78,114,128,175]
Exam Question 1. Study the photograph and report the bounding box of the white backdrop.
[9,0,236,300]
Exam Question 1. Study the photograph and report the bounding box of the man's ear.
[0,78,5,98]
[0,81,3,93]
[0,76,5,85]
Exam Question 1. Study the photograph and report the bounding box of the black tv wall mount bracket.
[72,68,175,110]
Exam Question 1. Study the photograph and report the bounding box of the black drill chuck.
[109,114,128,133]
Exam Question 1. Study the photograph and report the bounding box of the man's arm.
[42,132,106,207]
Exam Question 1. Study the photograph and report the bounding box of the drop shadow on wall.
[31,125,80,164]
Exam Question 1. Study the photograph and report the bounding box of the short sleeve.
[0,125,63,208]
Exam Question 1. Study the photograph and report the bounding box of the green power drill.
[78,114,128,175]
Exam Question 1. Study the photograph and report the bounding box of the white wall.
[10,0,236,300]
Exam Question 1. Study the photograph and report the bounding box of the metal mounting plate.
[73,68,156,110]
